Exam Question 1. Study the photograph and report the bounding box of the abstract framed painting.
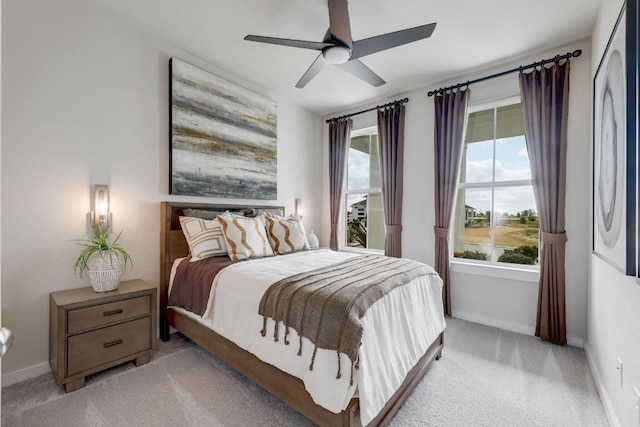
[170,58,277,200]
[592,0,637,276]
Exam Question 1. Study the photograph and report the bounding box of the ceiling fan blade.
[336,59,385,87]
[351,22,436,60]
[295,54,327,88]
[327,0,352,47]
[244,35,331,51]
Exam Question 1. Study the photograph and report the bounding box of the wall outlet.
[617,358,623,389]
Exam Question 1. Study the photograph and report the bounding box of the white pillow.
[217,212,274,261]
[179,216,228,261]
[264,214,309,254]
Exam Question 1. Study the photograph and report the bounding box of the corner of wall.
[584,341,621,427]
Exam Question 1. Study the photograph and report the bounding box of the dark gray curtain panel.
[329,119,352,251]
[377,104,406,257]
[519,61,570,345]
[433,89,470,316]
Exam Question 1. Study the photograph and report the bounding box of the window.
[344,127,385,251]
[453,99,539,267]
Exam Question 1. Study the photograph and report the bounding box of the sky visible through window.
[348,148,371,192]
[348,132,536,217]
[464,135,535,216]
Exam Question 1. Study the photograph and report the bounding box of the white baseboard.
[451,310,584,348]
[584,342,620,427]
[2,362,51,388]
[2,331,168,389]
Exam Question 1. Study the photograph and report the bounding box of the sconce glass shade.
[92,184,110,232]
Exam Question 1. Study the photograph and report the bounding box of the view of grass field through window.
[453,103,539,265]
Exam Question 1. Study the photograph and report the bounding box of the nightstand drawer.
[67,295,151,334]
[67,317,151,376]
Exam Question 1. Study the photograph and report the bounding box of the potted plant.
[74,227,132,292]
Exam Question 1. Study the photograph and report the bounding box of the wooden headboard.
[159,201,284,339]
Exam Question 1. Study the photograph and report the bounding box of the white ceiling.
[93,0,602,116]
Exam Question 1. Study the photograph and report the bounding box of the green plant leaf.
[72,225,132,279]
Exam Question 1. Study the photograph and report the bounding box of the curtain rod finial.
[572,49,582,57]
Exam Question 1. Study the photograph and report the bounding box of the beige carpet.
[2,318,609,426]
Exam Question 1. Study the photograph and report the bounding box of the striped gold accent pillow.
[217,213,274,261]
[179,216,228,261]
[264,214,309,254]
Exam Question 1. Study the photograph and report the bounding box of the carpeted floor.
[2,318,609,426]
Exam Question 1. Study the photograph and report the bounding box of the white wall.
[1,0,323,383]
[323,39,591,346]
[586,1,640,426]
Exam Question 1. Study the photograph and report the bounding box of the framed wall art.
[170,58,277,200]
[592,0,637,276]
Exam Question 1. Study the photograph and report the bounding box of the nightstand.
[49,279,157,392]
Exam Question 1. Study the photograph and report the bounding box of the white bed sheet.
[169,249,445,426]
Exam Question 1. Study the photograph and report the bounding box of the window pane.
[453,188,491,261]
[455,102,538,267]
[348,136,370,190]
[462,140,493,183]
[369,135,381,188]
[493,186,539,265]
[345,193,384,250]
[463,108,495,184]
[465,109,494,143]
[348,135,380,190]
[496,103,526,139]
[367,192,385,250]
[494,135,531,181]
[495,103,529,181]
[346,194,366,248]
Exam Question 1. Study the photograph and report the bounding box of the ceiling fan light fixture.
[323,46,351,64]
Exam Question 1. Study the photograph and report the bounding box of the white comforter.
[169,249,445,426]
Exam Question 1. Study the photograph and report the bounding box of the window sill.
[341,247,384,255]
[450,260,539,283]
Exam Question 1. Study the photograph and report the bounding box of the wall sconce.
[91,184,111,233]
[294,198,303,218]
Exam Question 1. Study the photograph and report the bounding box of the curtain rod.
[326,98,409,124]
[427,49,582,97]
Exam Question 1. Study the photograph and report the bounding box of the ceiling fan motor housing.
[323,45,352,64]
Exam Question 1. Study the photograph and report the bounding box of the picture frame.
[169,58,278,200]
[592,0,637,276]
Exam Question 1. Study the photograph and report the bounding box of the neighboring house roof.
[351,199,367,208]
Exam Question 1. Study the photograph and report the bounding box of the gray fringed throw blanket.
[258,254,434,385]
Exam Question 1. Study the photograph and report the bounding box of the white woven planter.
[87,250,125,292]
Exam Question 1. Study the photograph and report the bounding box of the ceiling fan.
[244,0,436,88]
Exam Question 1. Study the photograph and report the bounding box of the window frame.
[452,96,539,273]
[343,126,385,254]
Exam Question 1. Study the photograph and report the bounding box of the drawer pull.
[103,309,123,316]
[103,339,123,348]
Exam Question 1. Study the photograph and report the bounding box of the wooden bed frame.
[159,201,443,426]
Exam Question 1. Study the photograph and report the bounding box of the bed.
[160,201,445,426]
